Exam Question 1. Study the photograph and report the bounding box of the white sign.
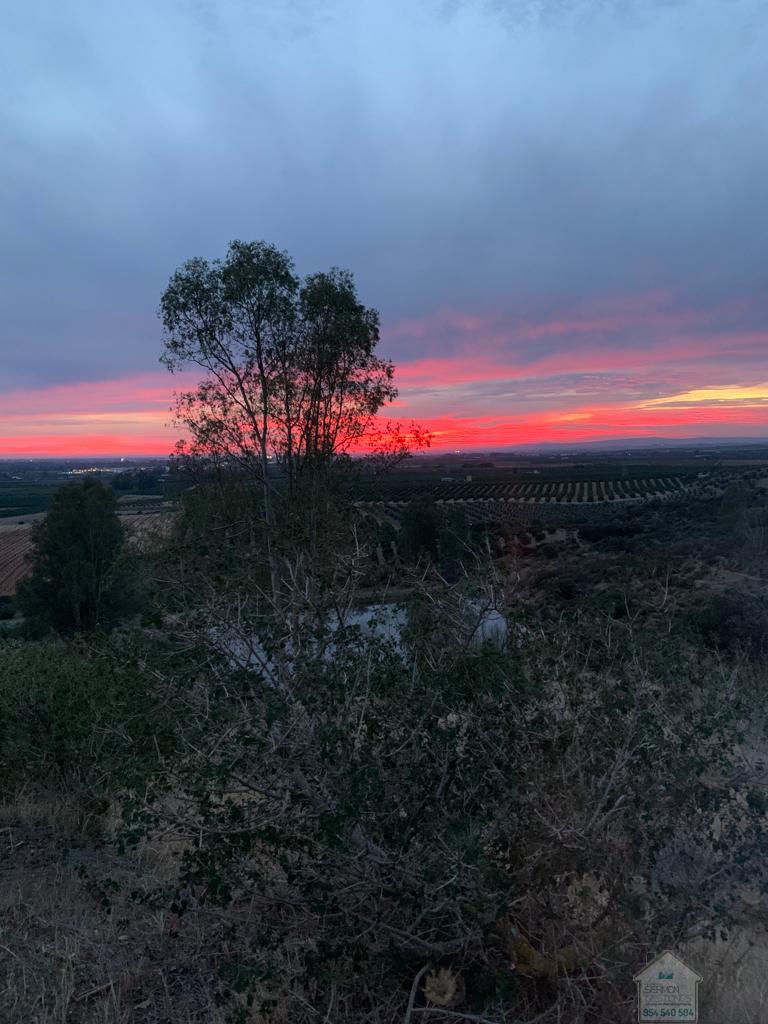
[634,951,701,1022]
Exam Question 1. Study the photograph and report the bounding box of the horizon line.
[4,434,768,462]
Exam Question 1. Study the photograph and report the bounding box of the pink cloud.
[3,290,768,458]
[0,372,200,417]
[0,372,193,457]
[394,332,768,390]
[386,290,735,349]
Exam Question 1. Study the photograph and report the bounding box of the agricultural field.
[0,481,58,519]
[355,457,768,533]
[0,459,168,520]
[413,474,698,502]
[2,451,763,596]
[0,465,173,597]
[0,512,171,598]
[362,472,724,508]
[0,526,34,598]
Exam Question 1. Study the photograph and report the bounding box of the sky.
[2,0,768,456]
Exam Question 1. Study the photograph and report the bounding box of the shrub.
[682,590,768,658]
[121,601,768,1023]
[0,634,181,801]
[18,478,140,634]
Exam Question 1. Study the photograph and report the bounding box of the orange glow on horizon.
[3,310,768,458]
[3,402,768,458]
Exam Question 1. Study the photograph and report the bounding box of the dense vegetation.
[3,473,768,1023]
[17,478,138,634]
[0,480,58,517]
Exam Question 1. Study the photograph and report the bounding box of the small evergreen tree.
[18,478,134,634]
[399,497,440,562]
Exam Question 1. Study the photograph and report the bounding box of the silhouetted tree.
[18,478,134,633]
[159,241,400,490]
[399,497,440,562]
[160,239,426,602]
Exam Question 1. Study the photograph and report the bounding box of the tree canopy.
[160,240,400,488]
[18,478,133,633]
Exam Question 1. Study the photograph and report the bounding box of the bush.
[0,634,181,801]
[18,478,140,634]
[121,600,768,1023]
[682,590,768,658]
[399,498,440,562]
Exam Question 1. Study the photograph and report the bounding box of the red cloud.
[394,403,768,450]
[3,293,768,458]
[0,433,175,458]
[394,332,768,389]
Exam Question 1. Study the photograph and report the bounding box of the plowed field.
[0,513,171,597]
[0,527,33,597]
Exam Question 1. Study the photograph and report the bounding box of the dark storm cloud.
[1,0,767,393]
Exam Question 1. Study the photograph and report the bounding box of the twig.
[413,1009,554,1024]
[74,979,115,1003]
[323,982,337,1023]
[404,964,430,1024]
[411,1009,501,1024]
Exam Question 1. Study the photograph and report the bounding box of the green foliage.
[158,240,424,611]
[160,240,398,480]
[0,481,56,518]
[17,478,138,634]
[398,500,476,576]
[156,466,373,614]
[110,467,164,493]
[0,634,181,799]
[4,449,768,1021]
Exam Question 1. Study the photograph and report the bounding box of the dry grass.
[0,794,225,1024]
[683,930,768,1024]
[4,797,768,1023]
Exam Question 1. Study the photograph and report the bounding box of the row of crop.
[373,476,695,504]
[0,529,34,597]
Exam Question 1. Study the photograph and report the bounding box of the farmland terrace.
[355,463,767,527]
[2,455,766,598]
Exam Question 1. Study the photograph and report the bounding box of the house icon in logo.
[634,951,702,1022]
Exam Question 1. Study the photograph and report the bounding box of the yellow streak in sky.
[640,383,768,407]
